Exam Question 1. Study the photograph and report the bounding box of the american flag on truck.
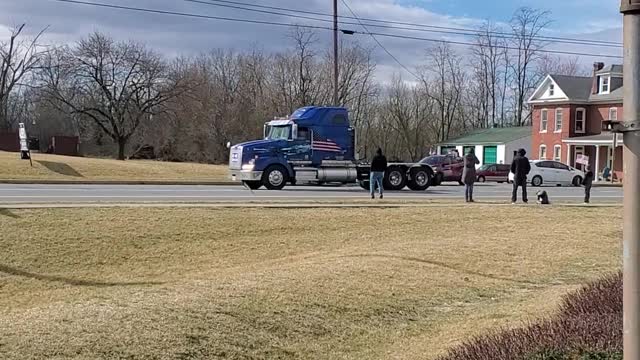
[312,132,342,152]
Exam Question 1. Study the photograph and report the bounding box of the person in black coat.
[510,148,531,204]
[583,165,594,204]
[370,148,387,199]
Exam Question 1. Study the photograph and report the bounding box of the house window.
[553,145,562,162]
[575,108,586,133]
[549,84,555,96]
[540,109,548,132]
[600,76,610,94]
[555,108,563,132]
[609,107,618,121]
[539,145,547,160]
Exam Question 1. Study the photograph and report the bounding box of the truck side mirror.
[263,123,268,139]
[226,141,231,149]
[291,124,298,141]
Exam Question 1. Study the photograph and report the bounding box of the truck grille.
[229,146,243,170]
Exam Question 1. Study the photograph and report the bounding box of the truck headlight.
[242,158,256,171]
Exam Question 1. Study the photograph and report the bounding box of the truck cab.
[229,106,355,189]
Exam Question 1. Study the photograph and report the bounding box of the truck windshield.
[267,126,291,140]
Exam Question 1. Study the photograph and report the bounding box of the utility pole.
[620,1,640,359]
[333,0,339,106]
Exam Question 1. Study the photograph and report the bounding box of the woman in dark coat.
[462,148,480,202]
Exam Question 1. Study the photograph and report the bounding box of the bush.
[438,272,622,360]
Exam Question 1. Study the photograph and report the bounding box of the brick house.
[528,62,623,181]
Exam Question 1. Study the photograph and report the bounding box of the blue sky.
[401,0,622,33]
[0,0,624,82]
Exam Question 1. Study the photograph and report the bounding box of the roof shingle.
[440,126,532,146]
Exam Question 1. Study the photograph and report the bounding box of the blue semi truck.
[228,106,434,191]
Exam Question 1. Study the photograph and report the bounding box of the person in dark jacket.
[370,148,387,199]
[462,148,480,202]
[583,165,594,204]
[510,148,531,204]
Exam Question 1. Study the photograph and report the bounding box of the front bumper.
[229,170,263,182]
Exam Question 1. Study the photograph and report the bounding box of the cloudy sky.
[0,0,624,82]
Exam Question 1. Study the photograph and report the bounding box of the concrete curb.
[0,179,238,186]
[0,202,622,209]
[593,183,623,188]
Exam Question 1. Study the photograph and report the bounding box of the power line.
[49,0,623,59]
[50,0,334,32]
[197,0,622,46]
[340,0,420,80]
[359,31,623,59]
[186,0,622,48]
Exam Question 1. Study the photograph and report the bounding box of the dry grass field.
[0,206,622,359]
[0,151,228,182]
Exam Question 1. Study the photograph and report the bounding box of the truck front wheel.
[262,165,288,190]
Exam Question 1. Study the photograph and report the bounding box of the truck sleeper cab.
[228,106,434,191]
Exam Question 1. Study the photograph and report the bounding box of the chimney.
[592,62,605,94]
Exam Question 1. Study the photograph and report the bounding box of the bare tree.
[473,21,505,127]
[536,54,590,78]
[510,7,551,126]
[422,42,464,143]
[0,24,48,130]
[39,32,183,160]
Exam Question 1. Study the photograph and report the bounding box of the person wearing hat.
[510,148,531,204]
[370,148,387,199]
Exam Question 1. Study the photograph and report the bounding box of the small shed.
[437,127,532,166]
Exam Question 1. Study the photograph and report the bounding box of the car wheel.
[572,176,583,187]
[407,168,431,191]
[434,173,443,186]
[242,181,262,190]
[532,175,543,187]
[262,165,288,190]
[383,167,407,191]
[477,176,486,183]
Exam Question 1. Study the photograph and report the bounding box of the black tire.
[433,173,444,186]
[532,175,543,187]
[572,176,583,187]
[383,167,407,191]
[477,176,486,183]
[262,165,288,190]
[407,168,431,191]
[242,181,262,190]
[359,180,370,191]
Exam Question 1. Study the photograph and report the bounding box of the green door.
[483,146,497,165]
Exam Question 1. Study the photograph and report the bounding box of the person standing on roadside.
[462,148,480,203]
[583,165,594,204]
[510,148,531,204]
[370,148,387,199]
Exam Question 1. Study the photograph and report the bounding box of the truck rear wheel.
[407,168,431,191]
[383,167,407,191]
[262,165,288,190]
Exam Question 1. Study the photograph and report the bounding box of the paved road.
[0,183,623,204]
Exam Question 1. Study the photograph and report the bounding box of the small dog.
[536,190,550,205]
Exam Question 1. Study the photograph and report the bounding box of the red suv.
[420,155,464,186]
[476,164,510,183]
